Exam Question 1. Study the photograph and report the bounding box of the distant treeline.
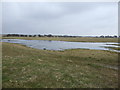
[99,35,118,38]
[2,34,78,38]
[2,34,119,38]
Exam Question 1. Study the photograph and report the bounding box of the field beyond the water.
[2,37,118,42]
[2,42,118,88]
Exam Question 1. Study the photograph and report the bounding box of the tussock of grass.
[2,42,118,88]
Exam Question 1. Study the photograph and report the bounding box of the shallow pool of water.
[1,39,120,52]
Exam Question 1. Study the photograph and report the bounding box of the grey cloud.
[2,2,118,36]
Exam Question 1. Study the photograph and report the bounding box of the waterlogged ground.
[2,42,118,88]
[1,39,120,52]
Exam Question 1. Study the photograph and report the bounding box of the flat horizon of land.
[2,37,119,42]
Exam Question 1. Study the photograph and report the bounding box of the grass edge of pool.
[2,37,119,42]
[104,46,120,51]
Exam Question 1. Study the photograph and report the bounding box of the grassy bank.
[2,42,118,88]
[2,37,118,42]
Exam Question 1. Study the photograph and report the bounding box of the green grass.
[2,42,118,88]
[2,37,118,42]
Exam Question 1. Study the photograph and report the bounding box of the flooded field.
[1,39,120,52]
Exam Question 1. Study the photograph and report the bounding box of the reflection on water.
[1,39,120,52]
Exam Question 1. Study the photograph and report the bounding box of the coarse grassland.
[2,42,118,88]
[2,37,119,42]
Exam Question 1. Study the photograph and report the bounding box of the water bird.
[43,48,46,50]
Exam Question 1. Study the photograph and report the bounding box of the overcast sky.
[2,2,118,36]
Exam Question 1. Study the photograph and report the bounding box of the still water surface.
[1,39,120,52]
